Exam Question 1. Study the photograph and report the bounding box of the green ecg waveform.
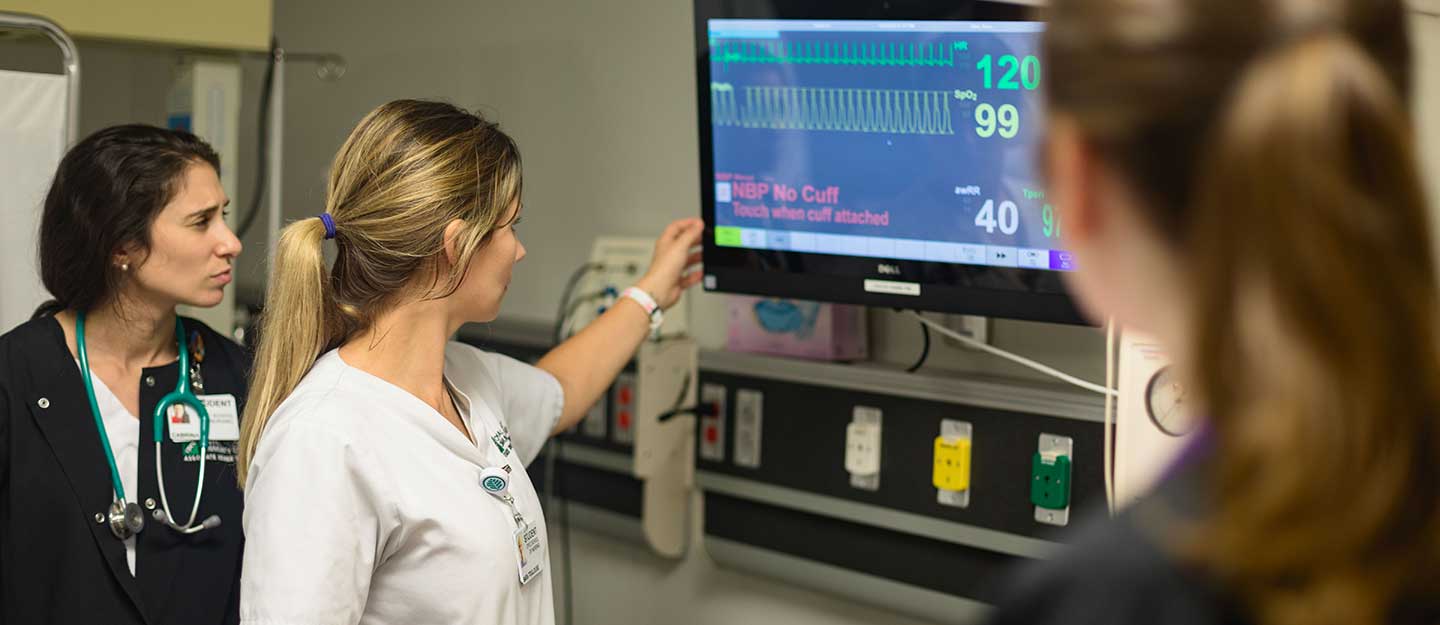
[711,39,965,68]
[711,83,955,135]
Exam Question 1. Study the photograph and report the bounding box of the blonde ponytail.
[236,100,523,484]
[237,217,338,484]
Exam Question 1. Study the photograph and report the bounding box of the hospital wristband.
[620,286,664,335]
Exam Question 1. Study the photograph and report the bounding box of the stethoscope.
[77,312,221,540]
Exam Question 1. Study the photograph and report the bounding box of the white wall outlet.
[846,406,883,490]
[699,383,727,462]
[733,389,764,469]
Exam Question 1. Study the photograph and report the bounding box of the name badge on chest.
[515,520,544,585]
[167,394,241,442]
[481,466,544,585]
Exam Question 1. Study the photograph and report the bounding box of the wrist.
[633,278,669,309]
[617,290,651,318]
[620,286,663,336]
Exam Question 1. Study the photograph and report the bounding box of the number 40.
[975,199,1019,235]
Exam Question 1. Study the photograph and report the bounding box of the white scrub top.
[241,342,564,625]
[86,369,140,576]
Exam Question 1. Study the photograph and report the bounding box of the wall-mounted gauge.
[1145,365,1193,437]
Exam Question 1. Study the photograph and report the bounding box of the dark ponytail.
[33,124,220,318]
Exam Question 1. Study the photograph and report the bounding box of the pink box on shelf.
[726,296,868,361]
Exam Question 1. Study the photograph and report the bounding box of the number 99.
[974,103,1020,139]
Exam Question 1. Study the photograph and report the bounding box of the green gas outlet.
[1032,433,1073,526]
[1030,453,1071,510]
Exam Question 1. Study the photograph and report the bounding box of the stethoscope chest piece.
[107,500,145,540]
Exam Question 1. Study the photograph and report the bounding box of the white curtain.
[0,68,65,333]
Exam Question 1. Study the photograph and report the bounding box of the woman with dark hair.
[0,124,249,624]
[987,1,1440,625]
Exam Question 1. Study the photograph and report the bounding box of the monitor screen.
[696,2,1086,324]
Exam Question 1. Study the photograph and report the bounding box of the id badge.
[167,394,241,442]
[514,521,544,585]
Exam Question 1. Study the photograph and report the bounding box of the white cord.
[909,311,1120,397]
[1103,318,1117,515]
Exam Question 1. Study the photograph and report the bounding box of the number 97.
[1042,204,1060,239]
[974,103,1020,139]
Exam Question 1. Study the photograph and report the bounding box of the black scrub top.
[0,315,250,625]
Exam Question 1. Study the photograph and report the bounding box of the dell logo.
[877,263,901,276]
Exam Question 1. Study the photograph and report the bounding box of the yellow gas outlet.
[933,436,972,491]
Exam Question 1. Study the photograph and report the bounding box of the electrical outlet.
[733,389,763,469]
[934,419,972,508]
[846,406,883,491]
[1032,433,1073,526]
[699,383,727,461]
[611,372,636,446]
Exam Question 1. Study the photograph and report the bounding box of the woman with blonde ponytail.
[238,100,703,625]
[986,1,1440,625]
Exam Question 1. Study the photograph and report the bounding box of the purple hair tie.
[319,213,337,240]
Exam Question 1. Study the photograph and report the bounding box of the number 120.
[977,54,1041,90]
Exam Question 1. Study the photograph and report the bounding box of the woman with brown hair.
[236,99,702,625]
[0,125,249,624]
[988,1,1440,624]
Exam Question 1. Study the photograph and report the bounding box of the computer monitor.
[695,1,1086,324]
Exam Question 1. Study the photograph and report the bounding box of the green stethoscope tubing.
[76,312,211,533]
